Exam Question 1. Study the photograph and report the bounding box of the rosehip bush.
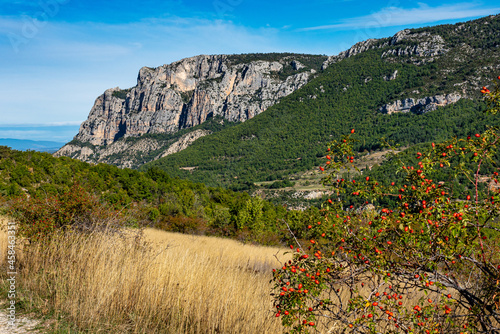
[272,79,500,333]
[9,183,124,241]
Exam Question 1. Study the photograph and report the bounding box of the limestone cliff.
[55,54,325,167]
[70,54,319,146]
[322,29,448,69]
[379,93,462,114]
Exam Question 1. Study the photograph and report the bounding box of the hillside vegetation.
[142,15,500,189]
[0,222,291,333]
[0,146,323,245]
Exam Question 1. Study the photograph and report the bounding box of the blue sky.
[0,0,499,142]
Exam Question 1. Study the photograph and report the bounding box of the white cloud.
[300,3,500,31]
[0,126,80,142]
[0,121,84,126]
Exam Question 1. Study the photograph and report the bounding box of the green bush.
[272,78,500,333]
[9,183,123,241]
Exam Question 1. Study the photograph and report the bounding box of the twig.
[280,218,303,251]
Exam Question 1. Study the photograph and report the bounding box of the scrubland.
[0,218,291,333]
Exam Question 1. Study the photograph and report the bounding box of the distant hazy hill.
[0,138,65,152]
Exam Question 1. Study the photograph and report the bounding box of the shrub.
[9,183,124,241]
[112,88,131,100]
[156,215,208,235]
[272,78,500,333]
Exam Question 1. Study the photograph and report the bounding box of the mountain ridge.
[55,53,327,166]
[56,14,500,187]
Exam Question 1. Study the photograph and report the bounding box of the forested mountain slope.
[142,15,500,188]
[55,54,327,168]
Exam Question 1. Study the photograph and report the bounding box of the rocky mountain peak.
[55,15,500,172]
[69,54,322,147]
[321,27,449,69]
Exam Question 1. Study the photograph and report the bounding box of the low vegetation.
[0,145,326,246]
[0,220,291,333]
[272,80,500,333]
[112,88,131,100]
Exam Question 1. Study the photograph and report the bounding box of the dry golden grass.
[0,221,292,334]
[0,217,7,265]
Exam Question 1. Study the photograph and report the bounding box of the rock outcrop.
[379,93,462,114]
[158,130,211,159]
[70,55,316,147]
[55,54,323,167]
[384,70,398,81]
[54,128,212,169]
[321,39,382,70]
[322,29,448,69]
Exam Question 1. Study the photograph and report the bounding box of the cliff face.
[55,127,213,169]
[55,54,324,167]
[321,29,449,69]
[72,55,317,146]
[56,15,500,171]
[379,93,462,114]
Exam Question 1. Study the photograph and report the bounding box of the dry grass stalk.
[0,220,292,334]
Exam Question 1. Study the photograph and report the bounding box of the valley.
[1,13,500,334]
[53,15,500,194]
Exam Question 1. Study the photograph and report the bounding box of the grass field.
[0,218,292,333]
[0,215,475,333]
